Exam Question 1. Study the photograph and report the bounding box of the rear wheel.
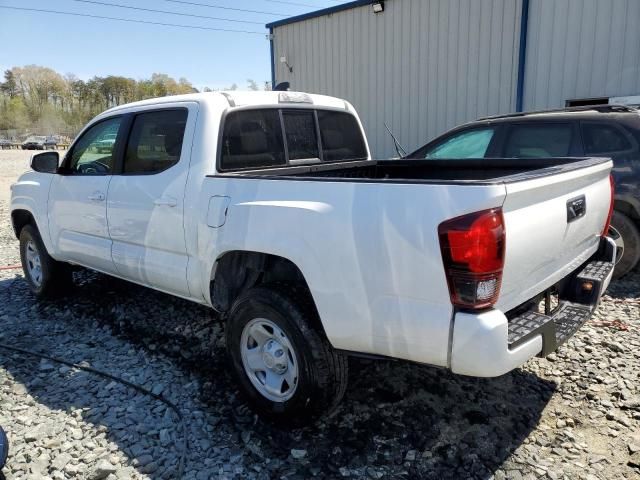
[226,286,348,424]
[19,224,71,299]
[610,211,640,279]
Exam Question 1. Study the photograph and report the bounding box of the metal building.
[266,0,640,157]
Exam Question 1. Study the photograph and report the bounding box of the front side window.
[504,124,572,158]
[282,110,319,161]
[124,109,188,174]
[581,123,632,154]
[317,110,368,161]
[220,109,286,170]
[68,117,122,174]
[424,128,495,159]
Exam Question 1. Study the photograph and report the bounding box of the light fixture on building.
[280,56,293,73]
[372,1,384,13]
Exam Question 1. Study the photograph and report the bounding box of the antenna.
[384,122,407,158]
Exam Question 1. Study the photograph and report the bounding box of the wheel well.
[210,251,326,332]
[615,200,640,222]
[11,210,34,238]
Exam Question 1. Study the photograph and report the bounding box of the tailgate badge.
[567,195,586,223]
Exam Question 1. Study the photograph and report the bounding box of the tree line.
[0,65,266,135]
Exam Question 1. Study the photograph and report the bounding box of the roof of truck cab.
[102,91,351,114]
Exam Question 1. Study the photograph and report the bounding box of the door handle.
[154,196,177,207]
[88,192,105,202]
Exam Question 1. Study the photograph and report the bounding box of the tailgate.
[497,158,612,312]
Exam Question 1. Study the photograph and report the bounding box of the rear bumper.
[450,236,616,377]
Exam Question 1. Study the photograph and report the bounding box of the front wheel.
[610,211,640,279]
[226,286,348,424]
[19,224,71,299]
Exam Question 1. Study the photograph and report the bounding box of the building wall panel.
[272,0,522,157]
[524,0,640,110]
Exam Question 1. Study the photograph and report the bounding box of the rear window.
[283,110,319,161]
[581,123,632,154]
[219,108,367,170]
[504,124,573,158]
[318,110,368,161]
[220,110,286,170]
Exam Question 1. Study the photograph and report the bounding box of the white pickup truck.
[11,91,616,422]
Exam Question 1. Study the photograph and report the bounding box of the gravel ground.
[0,149,639,480]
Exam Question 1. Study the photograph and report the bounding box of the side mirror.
[31,151,59,173]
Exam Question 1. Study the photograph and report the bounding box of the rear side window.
[219,108,367,170]
[425,128,495,159]
[318,110,368,161]
[282,111,319,161]
[504,124,572,158]
[581,123,632,154]
[124,109,187,174]
[220,110,286,170]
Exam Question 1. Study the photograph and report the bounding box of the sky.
[0,0,344,90]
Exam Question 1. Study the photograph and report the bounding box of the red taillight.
[601,174,615,236]
[438,208,505,310]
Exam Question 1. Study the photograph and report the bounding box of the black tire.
[226,285,348,424]
[19,224,72,299]
[611,210,640,279]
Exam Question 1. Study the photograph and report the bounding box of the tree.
[247,79,259,91]
[0,64,254,135]
[0,97,29,130]
[178,77,198,94]
[10,65,67,119]
[0,70,18,99]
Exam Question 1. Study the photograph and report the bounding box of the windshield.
[408,127,496,159]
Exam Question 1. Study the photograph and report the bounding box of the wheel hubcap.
[25,240,43,287]
[240,318,298,402]
[608,226,625,265]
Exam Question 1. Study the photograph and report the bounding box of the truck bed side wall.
[196,177,506,367]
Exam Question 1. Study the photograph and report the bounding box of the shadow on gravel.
[602,270,640,299]
[0,270,567,479]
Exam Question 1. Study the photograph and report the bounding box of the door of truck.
[48,115,125,273]
[106,103,198,297]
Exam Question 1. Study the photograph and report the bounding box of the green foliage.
[0,65,200,135]
[0,97,29,130]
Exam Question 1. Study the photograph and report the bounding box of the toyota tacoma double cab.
[11,91,616,422]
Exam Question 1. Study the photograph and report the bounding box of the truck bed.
[215,157,609,184]
[208,154,613,338]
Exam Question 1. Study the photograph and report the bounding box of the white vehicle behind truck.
[11,91,616,422]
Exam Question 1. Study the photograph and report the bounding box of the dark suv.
[407,105,640,278]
